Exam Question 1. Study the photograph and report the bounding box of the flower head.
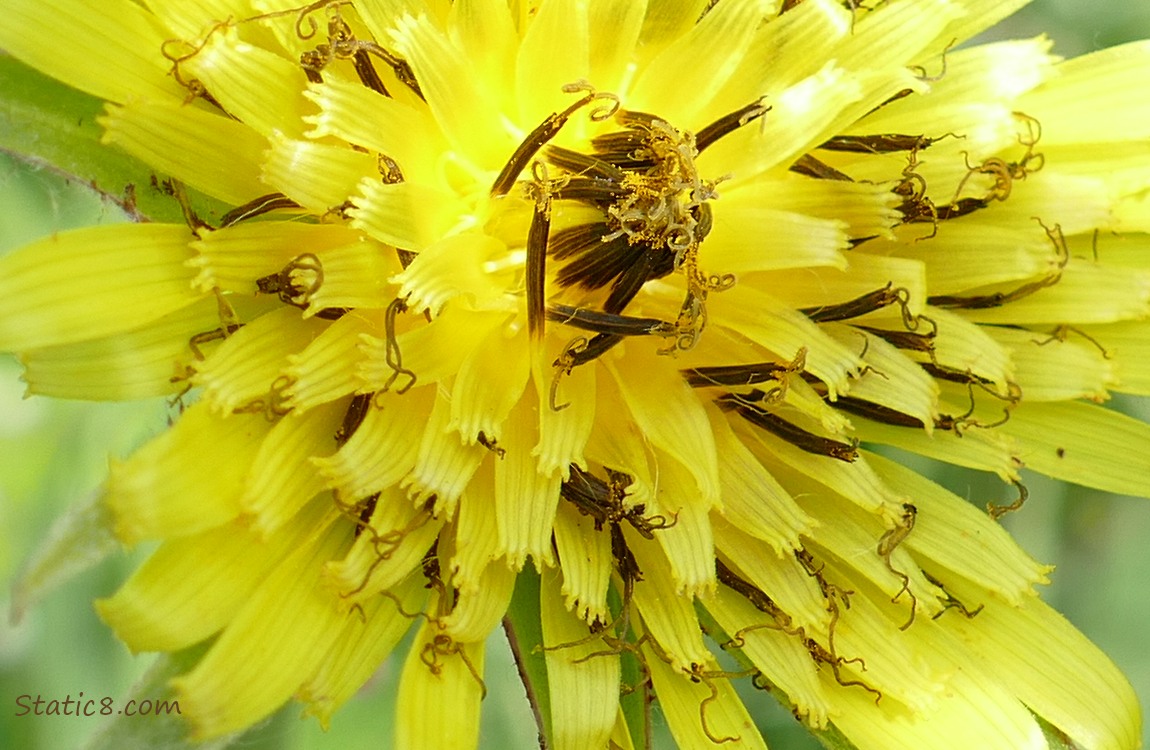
[2,0,1149,748]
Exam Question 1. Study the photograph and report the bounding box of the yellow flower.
[2,0,1149,748]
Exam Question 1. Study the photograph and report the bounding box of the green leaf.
[503,566,553,747]
[0,53,229,225]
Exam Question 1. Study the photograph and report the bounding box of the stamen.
[717,393,859,462]
[491,81,620,197]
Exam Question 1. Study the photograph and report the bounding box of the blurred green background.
[2,2,1149,748]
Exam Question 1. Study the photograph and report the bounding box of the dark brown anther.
[831,396,927,429]
[353,492,379,539]
[353,48,390,96]
[819,133,937,154]
[922,571,984,620]
[683,348,806,388]
[476,431,506,458]
[335,392,374,448]
[610,523,644,589]
[856,325,936,355]
[717,393,859,462]
[219,193,302,228]
[932,197,990,220]
[395,248,418,269]
[256,253,324,308]
[524,162,558,341]
[695,101,770,153]
[543,145,626,182]
[800,283,905,323]
[491,83,620,197]
[926,277,1056,310]
[715,559,797,633]
[789,154,854,182]
[546,304,675,337]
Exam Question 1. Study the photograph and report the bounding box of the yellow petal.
[300,573,427,729]
[828,661,1045,750]
[447,0,518,118]
[628,526,710,672]
[0,224,201,351]
[395,617,486,750]
[1002,401,1150,497]
[632,0,777,126]
[926,306,1015,387]
[707,284,863,397]
[944,581,1142,750]
[448,461,500,591]
[956,258,1150,325]
[192,307,327,415]
[393,232,513,312]
[704,584,832,728]
[358,307,505,389]
[406,389,487,515]
[827,325,939,429]
[315,386,433,502]
[702,204,849,274]
[325,485,443,604]
[100,99,268,205]
[938,0,1031,49]
[515,0,588,123]
[172,519,348,739]
[19,295,232,400]
[240,400,344,536]
[1018,40,1150,146]
[759,252,928,322]
[983,325,1114,402]
[442,558,517,642]
[586,0,646,92]
[534,353,596,477]
[608,343,720,504]
[107,404,274,543]
[304,77,442,182]
[450,316,531,444]
[0,0,178,104]
[263,134,378,213]
[182,26,312,137]
[714,519,829,634]
[648,451,716,597]
[97,498,330,651]
[552,501,612,624]
[1081,319,1150,395]
[283,314,379,412]
[540,566,620,750]
[865,451,1051,603]
[864,223,1055,297]
[641,636,768,750]
[494,394,560,567]
[189,222,358,294]
[739,420,904,518]
[709,407,813,554]
[388,12,515,169]
[303,241,402,314]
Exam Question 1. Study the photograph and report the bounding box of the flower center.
[495,88,731,374]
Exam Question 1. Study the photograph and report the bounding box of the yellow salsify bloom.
[2,0,1149,748]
